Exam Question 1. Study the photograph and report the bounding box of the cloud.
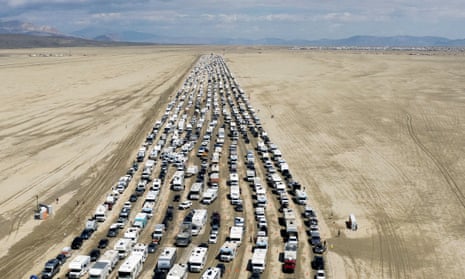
[2,0,465,40]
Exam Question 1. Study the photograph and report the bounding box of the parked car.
[208,233,218,244]
[55,253,67,265]
[129,194,138,202]
[234,204,244,212]
[216,263,226,277]
[148,242,158,253]
[178,200,192,210]
[71,237,83,249]
[166,206,174,221]
[119,207,131,218]
[41,259,60,279]
[89,249,100,262]
[312,255,325,270]
[116,217,127,228]
[107,224,119,237]
[98,238,109,249]
[80,228,93,240]
[315,270,326,279]
[313,242,326,254]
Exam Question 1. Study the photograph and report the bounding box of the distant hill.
[0,34,150,49]
[2,19,465,47]
[88,32,465,47]
[304,35,465,47]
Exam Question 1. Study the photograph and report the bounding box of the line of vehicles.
[33,53,326,279]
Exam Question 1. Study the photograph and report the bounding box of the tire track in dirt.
[0,55,199,279]
[359,175,412,279]
[406,113,465,209]
[272,102,315,279]
[0,154,83,212]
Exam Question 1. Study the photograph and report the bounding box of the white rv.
[189,182,203,200]
[114,238,133,259]
[145,191,159,202]
[294,190,307,205]
[124,227,140,245]
[201,267,221,279]
[117,254,143,279]
[171,171,185,191]
[100,250,119,271]
[229,226,244,246]
[131,243,148,263]
[251,248,267,273]
[229,172,239,186]
[89,261,110,279]
[166,263,188,279]
[94,204,107,222]
[156,247,177,272]
[141,201,155,217]
[188,246,208,273]
[229,185,241,202]
[201,188,218,204]
[68,255,91,278]
[192,209,208,236]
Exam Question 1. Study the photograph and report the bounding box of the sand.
[1,46,465,278]
[225,49,465,278]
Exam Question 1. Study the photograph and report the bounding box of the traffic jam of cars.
[32,54,327,279]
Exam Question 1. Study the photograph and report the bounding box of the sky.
[2,0,465,40]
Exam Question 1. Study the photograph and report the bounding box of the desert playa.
[1,46,465,278]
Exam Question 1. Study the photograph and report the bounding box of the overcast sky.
[2,0,465,39]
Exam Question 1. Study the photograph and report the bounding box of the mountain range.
[1,19,465,47]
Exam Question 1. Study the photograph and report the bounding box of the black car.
[313,242,326,254]
[199,242,209,248]
[89,249,100,262]
[127,168,136,176]
[234,204,244,212]
[107,227,119,237]
[55,253,67,265]
[80,228,93,240]
[166,206,174,221]
[132,161,139,170]
[129,194,138,202]
[183,211,194,224]
[148,242,158,253]
[311,255,325,270]
[250,271,261,279]
[152,270,167,279]
[310,235,321,246]
[71,237,83,249]
[98,238,109,249]
[211,212,221,227]
[173,194,181,202]
[216,263,226,277]
[119,207,131,218]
